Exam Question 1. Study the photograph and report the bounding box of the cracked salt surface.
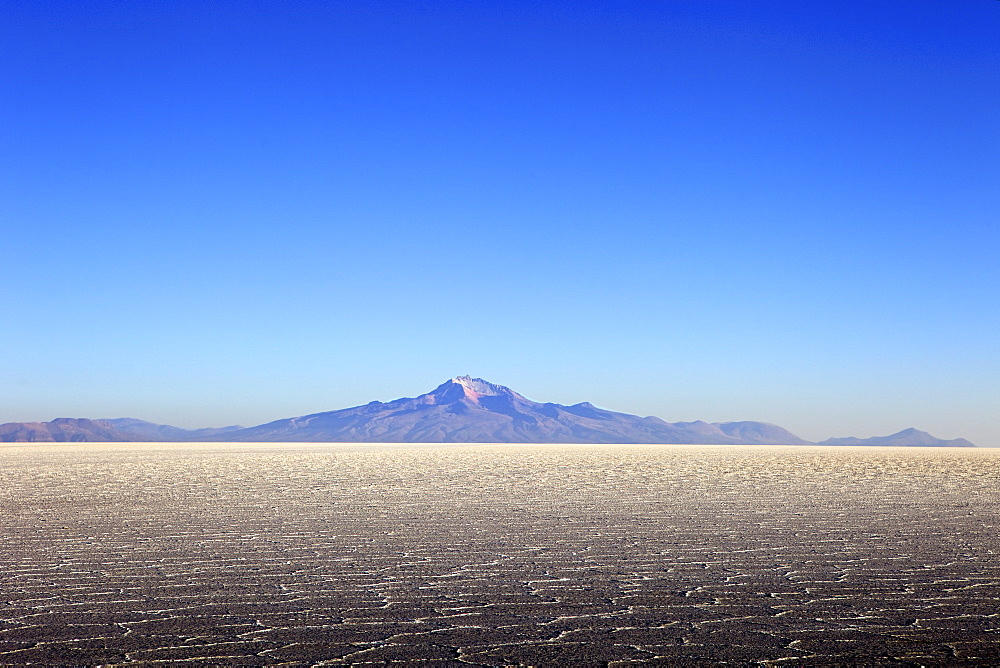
[1,442,999,665]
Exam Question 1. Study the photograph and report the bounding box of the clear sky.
[2,0,997,445]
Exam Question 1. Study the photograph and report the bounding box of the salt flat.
[1,443,998,665]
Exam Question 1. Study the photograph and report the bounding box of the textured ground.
[1,442,999,666]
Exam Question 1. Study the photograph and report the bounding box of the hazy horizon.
[1,375,988,447]
[3,2,997,446]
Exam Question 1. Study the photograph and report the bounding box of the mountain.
[818,428,975,447]
[104,418,243,441]
[0,418,241,443]
[208,376,811,444]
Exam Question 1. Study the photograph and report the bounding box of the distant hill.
[0,377,975,446]
[0,418,128,443]
[0,418,241,443]
[104,418,243,441]
[714,421,812,445]
[818,428,975,447]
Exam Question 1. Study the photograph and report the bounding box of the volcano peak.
[450,376,511,397]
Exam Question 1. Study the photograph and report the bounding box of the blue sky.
[2,0,997,445]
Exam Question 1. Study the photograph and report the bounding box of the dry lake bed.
[1,443,999,666]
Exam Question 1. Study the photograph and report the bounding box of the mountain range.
[0,376,976,446]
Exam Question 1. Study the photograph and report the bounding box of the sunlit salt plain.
[1,443,998,665]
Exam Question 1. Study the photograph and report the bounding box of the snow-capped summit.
[449,375,524,399]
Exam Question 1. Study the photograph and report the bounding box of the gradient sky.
[2,0,998,445]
